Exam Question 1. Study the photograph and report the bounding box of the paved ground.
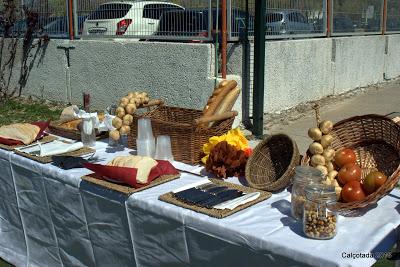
[248,78,400,154]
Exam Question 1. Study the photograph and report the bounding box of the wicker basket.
[128,105,237,164]
[245,134,300,192]
[48,120,108,141]
[301,114,400,212]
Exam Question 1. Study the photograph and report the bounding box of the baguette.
[202,80,237,116]
[209,87,240,127]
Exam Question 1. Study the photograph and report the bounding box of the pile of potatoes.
[109,92,150,141]
[307,120,342,200]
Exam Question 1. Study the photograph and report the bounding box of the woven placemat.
[0,135,58,151]
[159,179,272,219]
[81,173,181,196]
[14,146,95,164]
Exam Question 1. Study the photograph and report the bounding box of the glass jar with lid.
[291,166,325,220]
[303,184,337,240]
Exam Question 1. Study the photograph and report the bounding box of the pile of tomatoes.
[335,148,387,203]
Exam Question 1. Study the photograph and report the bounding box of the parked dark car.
[332,15,355,33]
[265,10,314,35]
[42,16,87,37]
[154,8,254,42]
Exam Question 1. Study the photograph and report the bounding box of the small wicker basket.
[128,104,237,164]
[302,114,400,212]
[245,134,301,192]
[48,120,108,140]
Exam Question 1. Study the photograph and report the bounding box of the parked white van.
[82,1,184,38]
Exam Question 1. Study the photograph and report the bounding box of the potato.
[319,120,334,134]
[308,127,322,141]
[119,125,131,135]
[321,134,333,148]
[112,117,123,129]
[123,114,134,126]
[120,97,129,108]
[309,142,324,155]
[109,130,120,141]
[311,155,325,167]
[125,103,137,115]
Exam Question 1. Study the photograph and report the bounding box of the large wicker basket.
[245,134,300,192]
[128,105,237,164]
[302,114,400,212]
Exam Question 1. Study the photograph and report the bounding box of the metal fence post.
[221,0,227,79]
[327,0,331,37]
[382,0,388,35]
[67,0,74,40]
[253,0,267,137]
[73,0,78,38]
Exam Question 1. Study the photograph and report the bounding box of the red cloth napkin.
[84,160,179,188]
[0,121,50,146]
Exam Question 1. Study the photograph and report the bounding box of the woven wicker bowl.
[245,134,300,192]
[302,114,400,212]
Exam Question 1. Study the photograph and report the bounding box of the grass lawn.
[0,258,13,267]
[0,98,63,126]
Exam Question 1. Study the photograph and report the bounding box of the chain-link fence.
[387,0,400,32]
[332,0,383,35]
[0,0,399,40]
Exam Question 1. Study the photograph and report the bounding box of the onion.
[112,117,123,129]
[120,97,129,108]
[109,130,120,141]
[123,114,134,126]
[326,161,334,172]
[311,155,325,167]
[323,148,335,161]
[125,104,137,115]
[315,165,328,176]
[308,127,322,141]
[319,120,334,134]
[119,125,131,135]
[320,134,333,148]
[309,142,324,155]
[327,170,338,180]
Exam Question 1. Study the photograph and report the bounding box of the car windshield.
[266,13,283,23]
[88,3,131,20]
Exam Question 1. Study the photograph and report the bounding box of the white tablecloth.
[0,141,399,267]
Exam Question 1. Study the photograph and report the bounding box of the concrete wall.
[227,34,400,114]
[3,34,400,119]
[385,35,400,79]
[3,39,216,110]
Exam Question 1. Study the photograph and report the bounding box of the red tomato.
[335,148,357,168]
[341,181,366,203]
[338,163,362,185]
[363,171,387,194]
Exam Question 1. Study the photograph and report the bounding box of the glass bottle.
[291,166,325,220]
[303,184,338,240]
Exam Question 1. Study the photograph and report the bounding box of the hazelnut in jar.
[303,184,337,240]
